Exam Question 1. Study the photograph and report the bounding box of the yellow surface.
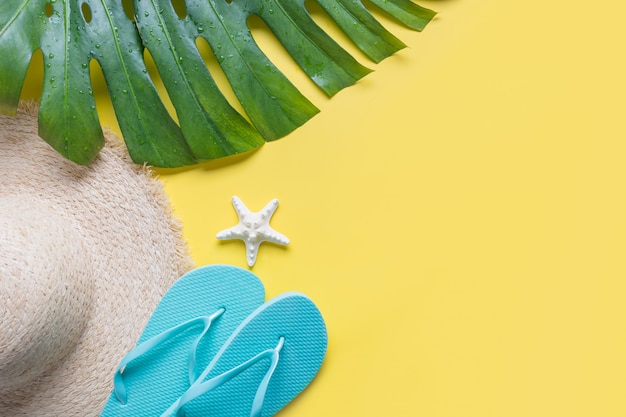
[20,0,626,415]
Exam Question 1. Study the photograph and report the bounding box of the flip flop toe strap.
[114,308,225,404]
[164,337,285,417]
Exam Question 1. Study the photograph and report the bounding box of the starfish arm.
[259,198,279,219]
[245,241,261,267]
[231,196,252,218]
[260,227,290,245]
[216,226,244,240]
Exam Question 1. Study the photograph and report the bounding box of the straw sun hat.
[0,103,193,416]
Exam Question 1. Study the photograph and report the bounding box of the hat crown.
[0,196,94,392]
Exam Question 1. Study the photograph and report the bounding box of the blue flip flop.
[100,265,266,416]
[163,292,328,417]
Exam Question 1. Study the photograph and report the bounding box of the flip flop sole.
[182,292,327,417]
[100,264,266,416]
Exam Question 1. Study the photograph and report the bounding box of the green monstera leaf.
[0,0,436,167]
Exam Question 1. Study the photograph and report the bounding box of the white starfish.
[216,196,290,267]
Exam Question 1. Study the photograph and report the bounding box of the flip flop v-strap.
[160,292,327,417]
[114,307,225,404]
[100,265,265,416]
[164,336,284,417]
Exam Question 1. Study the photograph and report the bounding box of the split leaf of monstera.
[0,0,436,167]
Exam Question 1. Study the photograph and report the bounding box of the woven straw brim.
[0,103,193,416]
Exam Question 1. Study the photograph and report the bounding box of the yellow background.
[21,0,626,415]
